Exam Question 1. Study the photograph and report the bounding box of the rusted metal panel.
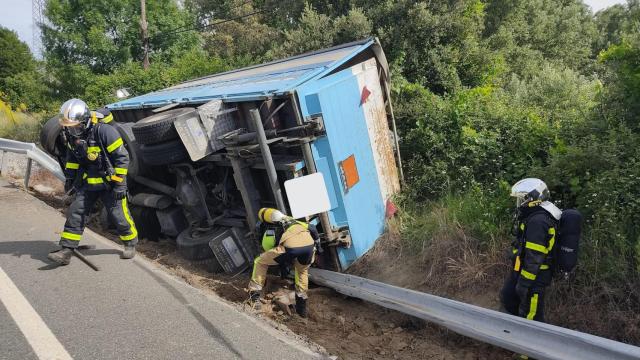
[356,58,400,202]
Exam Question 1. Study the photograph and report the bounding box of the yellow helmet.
[258,208,288,224]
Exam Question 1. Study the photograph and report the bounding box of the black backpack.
[556,209,583,274]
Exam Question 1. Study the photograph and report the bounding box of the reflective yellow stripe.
[82,172,88,179]
[110,175,123,182]
[520,269,536,280]
[252,257,261,283]
[114,167,128,175]
[86,177,104,184]
[512,248,518,254]
[61,231,81,241]
[119,197,138,241]
[65,162,80,169]
[102,113,113,123]
[87,146,101,153]
[294,268,300,286]
[526,293,539,320]
[547,228,556,253]
[520,223,525,231]
[106,138,123,153]
[525,241,548,254]
[540,264,550,270]
[91,112,98,124]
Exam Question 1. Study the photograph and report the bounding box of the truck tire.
[39,115,65,166]
[176,227,220,261]
[131,108,196,145]
[139,139,189,166]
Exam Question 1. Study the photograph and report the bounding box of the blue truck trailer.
[75,38,401,272]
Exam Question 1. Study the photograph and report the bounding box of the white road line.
[0,266,73,360]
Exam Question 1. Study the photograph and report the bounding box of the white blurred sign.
[284,173,331,219]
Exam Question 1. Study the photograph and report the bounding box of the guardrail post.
[24,158,32,189]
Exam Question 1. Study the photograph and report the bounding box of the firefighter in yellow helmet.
[47,99,137,265]
[248,208,319,317]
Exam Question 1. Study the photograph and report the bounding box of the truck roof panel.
[109,39,375,110]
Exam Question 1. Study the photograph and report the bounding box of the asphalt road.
[0,178,320,360]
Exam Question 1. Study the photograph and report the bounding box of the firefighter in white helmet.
[47,99,137,265]
[248,208,319,317]
[500,178,562,323]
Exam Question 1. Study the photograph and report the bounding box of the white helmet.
[59,99,91,127]
[511,178,550,207]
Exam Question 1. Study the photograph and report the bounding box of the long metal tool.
[72,245,100,271]
[309,268,640,360]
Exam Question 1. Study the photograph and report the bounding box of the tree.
[484,0,596,76]
[599,35,640,129]
[42,0,199,75]
[271,5,371,58]
[594,1,640,54]
[363,0,493,94]
[0,27,35,80]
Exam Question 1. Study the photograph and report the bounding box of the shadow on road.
[134,261,246,359]
[0,240,120,270]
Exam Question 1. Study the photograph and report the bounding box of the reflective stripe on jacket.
[64,123,129,191]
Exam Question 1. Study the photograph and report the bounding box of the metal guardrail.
[309,268,640,360]
[0,138,64,187]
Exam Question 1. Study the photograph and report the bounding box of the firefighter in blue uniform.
[500,178,562,323]
[47,99,137,265]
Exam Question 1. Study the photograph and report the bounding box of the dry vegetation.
[0,100,43,142]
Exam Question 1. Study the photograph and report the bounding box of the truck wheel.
[39,115,65,166]
[139,139,189,166]
[176,227,219,261]
[131,108,196,145]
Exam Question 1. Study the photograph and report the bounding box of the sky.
[0,0,630,57]
[0,0,37,54]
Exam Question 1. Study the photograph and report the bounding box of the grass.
[0,99,43,142]
[394,188,510,291]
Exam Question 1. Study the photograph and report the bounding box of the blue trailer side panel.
[297,67,386,269]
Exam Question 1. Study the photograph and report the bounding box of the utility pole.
[140,0,150,70]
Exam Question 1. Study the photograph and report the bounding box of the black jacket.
[511,205,558,287]
[64,123,129,192]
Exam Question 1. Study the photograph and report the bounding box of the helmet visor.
[65,124,85,138]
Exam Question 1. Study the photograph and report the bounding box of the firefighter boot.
[47,247,73,265]
[249,291,262,310]
[295,295,308,318]
[121,244,136,259]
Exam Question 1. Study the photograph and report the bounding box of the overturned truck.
[43,38,402,272]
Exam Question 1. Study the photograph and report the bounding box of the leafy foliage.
[0,27,35,79]
[42,0,199,74]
